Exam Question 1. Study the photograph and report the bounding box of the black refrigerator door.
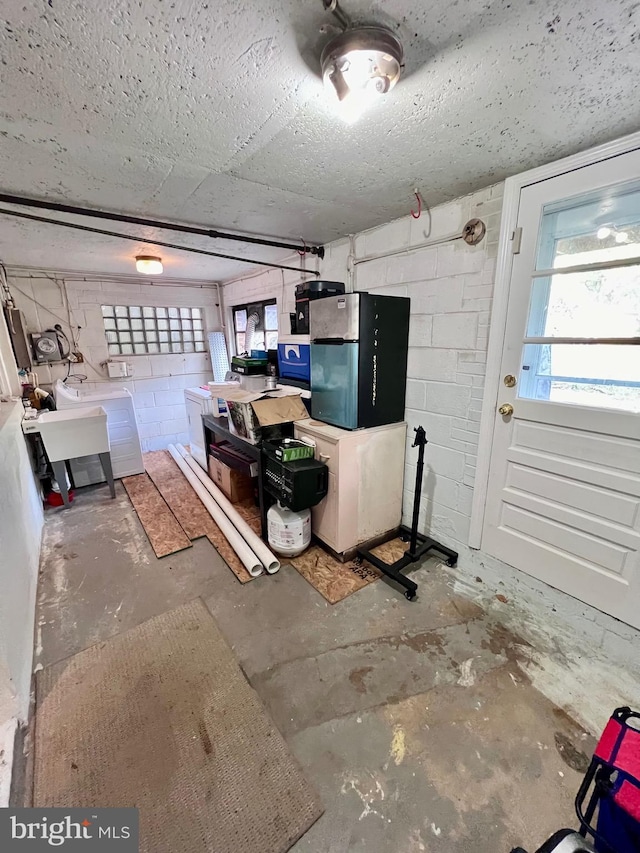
[357,293,410,428]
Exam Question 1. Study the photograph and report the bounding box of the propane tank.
[267,501,311,558]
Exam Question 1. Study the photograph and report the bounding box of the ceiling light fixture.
[596,226,612,240]
[320,24,403,123]
[615,231,629,244]
[135,255,163,275]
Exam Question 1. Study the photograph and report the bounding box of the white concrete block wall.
[8,274,219,451]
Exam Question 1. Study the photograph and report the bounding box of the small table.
[202,415,269,539]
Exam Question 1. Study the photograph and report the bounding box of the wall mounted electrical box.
[106,360,132,379]
[31,331,64,364]
[3,306,32,369]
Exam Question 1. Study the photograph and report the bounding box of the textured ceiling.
[0,0,638,280]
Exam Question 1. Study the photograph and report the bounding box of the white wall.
[0,401,44,804]
[7,274,220,451]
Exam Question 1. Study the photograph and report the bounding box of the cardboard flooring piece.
[143,451,260,584]
[122,473,192,558]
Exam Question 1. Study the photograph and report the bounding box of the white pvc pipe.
[167,444,263,578]
[175,443,281,575]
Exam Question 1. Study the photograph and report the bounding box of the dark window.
[233,299,278,355]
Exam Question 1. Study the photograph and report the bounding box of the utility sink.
[38,406,110,462]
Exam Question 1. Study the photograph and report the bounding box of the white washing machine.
[54,380,144,486]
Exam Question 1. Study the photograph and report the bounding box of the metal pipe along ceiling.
[0,207,321,277]
[0,192,325,258]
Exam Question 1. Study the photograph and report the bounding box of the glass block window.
[233,299,278,355]
[102,305,206,355]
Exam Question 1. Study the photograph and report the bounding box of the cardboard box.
[222,387,309,445]
[207,456,254,504]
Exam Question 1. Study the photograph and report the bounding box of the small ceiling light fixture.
[320,11,403,123]
[135,255,163,275]
[615,231,629,244]
[596,226,612,240]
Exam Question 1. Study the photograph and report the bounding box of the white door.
[482,150,640,628]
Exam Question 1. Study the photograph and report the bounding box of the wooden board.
[290,538,412,604]
[143,451,258,584]
[122,473,192,558]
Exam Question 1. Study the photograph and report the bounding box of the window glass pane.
[159,331,169,342]
[266,331,278,350]
[129,306,142,318]
[195,341,205,352]
[170,319,180,330]
[144,319,155,330]
[264,303,278,330]
[156,307,167,318]
[536,180,640,270]
[171,342,182,353]
[115,305,128,317]
[235,309,247,332]
[121,343,133,354]
[168,307,179,318]
[527,265,640,338]
[180,308,191,319]
[193,318,203,330]
[119,332,131,343]
[183,342,195,352]
[519,344,640,413]
[171,331,181,342]
[147,342,159,353]
[101,305,114,317]
[133,331,145,343]
[160,342,170,352]
[105,331,118,343]
[146,331,158,342]
[192,308,202,319]
[157,319,168,330]
[104,318,116,330]
[252,332,265,350]
[236,333,245,353]
[108,343,121,355]
[116,318,129,330]
[131,318,143,331]
[183,331,194,342]
[194,331,204,342]
[143,306,155,318]
[181,319,192,330]
[134,343,146,354]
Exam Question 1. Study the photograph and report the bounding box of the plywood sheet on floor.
[290,545,381,604]
[122,473,191,558]
[143,451,258,584]
[34,599,323,853]
[290,538,415,604]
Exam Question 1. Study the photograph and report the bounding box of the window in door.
[233,300,278,355]
[519,180,640,413]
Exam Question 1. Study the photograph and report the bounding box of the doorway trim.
[469,129,640,549]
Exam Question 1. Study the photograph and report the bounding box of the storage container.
[277,335,311,382]
[267,501,311,557]
[207,455,254,503]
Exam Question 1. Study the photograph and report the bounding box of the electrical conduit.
[175,443,280,574]
[167,444,263,577]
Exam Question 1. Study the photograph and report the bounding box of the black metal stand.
[357,425,459,601]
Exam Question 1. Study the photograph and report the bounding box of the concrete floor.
[33,482,599,852]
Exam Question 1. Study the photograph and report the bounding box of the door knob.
[498,403,514,416]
